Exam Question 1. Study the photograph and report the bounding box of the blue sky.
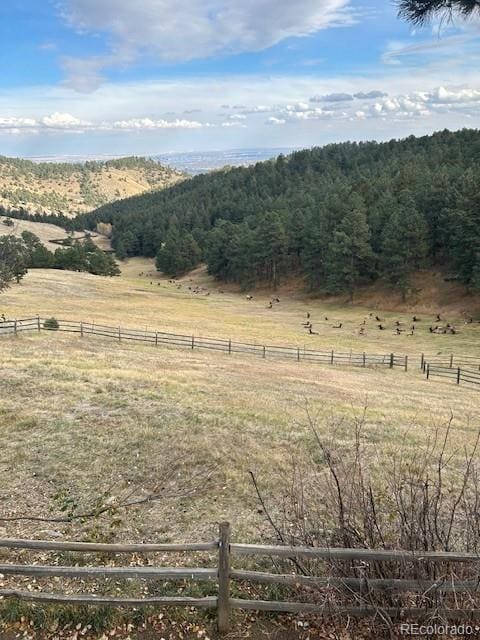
[0,0,479,157]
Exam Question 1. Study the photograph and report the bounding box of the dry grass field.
[0,216,112,252]
[1,259,480,546]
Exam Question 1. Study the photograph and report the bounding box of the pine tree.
[324,207,374,300]
[380,192,429,299]
[254,212,288,289]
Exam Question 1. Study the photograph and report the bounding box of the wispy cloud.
[56,0,355,91]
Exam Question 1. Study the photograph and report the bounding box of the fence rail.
[2,317,480,391]
[2,523,480,633]
[422,360,480,388]
[0,316,408,371]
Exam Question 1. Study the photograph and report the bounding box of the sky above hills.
[0,0,479,157]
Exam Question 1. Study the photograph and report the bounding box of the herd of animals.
[138,274,478,340]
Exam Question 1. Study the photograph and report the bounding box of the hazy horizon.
[1,1,479,157]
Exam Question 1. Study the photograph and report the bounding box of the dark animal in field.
[378,324,385,330]
[395,328,404,335]
[303,321,312,328]
[308,326,318,335]
[413,316,420,322]
[246,295,253,300]
[268,302,273,308]
[333,322,343,329]
[324,316,328,321]
[359,327,365,335]
[375,315,382,322]
[436,314,442,321]
[1,314,6,322]
[306,312,310,319]
[395,320,402,327]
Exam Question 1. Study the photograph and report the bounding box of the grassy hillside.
[1,260,480,636]
[0,156,186,217]
[1,262,479,545]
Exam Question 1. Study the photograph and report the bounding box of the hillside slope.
[0,156,186,216]
[78,128,480,296]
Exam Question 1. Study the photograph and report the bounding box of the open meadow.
[1,260,480,544]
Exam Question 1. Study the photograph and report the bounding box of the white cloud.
[109,117,208,130]
[41,112,91,129]
[266,117,287,125]
[57,0,353,91]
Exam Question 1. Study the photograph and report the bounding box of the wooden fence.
[3,316,480,390]
[420,353,480,388]
[3,523,480,633]
[0,316,408,370]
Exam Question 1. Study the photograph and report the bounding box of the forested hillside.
[0,156,185,216]
[62,130,480,296]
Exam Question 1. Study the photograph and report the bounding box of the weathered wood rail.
[2,316,480,390]
[2,523,480,633]
[421,354,480,388]
[0,316,408,370]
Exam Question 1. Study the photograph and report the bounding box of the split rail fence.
[2,316,480,390]
[0,316,408,370]
[421,354,480,389]
[3,523,480,633]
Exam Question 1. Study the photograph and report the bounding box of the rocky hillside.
[0,156,186,217]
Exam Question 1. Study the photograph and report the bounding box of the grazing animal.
[378,324,385,330]
[273,297,280,303]
[333,322,343,329]
[436,314,442,321]
[268,302,273,309]
[303,321,312,328]
[359,327,365,335]
[246,295,253,300]
[324,316,328,321]
[413,316,419,322]
[306,312,310,319]
[308,326,318,335]
[375,315,382,322]
[395,320,401,327]
[1,314,6,322]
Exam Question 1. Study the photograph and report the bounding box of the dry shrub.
[251,406,480,630]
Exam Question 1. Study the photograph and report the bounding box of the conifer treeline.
[42,130,480,294]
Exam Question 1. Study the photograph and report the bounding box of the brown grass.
[1,260,480,544]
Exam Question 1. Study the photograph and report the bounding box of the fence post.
[389,353,394,369]
[450,354,454,369]
[155,332,158,346]
[80,321,84,338]
[457,367,461,385]
[228,339,232,354]
[37,316,41,332]
[331,350,334,365]
[362,352,366,367]
[14,320,17,336]
[420,353,424,370]
[297,347,300,362]
[405,355,408,372]
[263,345,266,359]
[426,364,430,380]
[191,336,195,350]
[217,521,231,635]
[118,326,121,341]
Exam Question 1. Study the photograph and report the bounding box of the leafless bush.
[250,406,480,627]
